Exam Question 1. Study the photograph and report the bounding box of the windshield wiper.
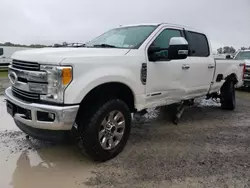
[93,44,118,48]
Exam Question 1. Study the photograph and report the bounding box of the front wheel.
[220,81,236,110]
[77,99,131,161]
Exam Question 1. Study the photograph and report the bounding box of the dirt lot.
[0,78,250,187]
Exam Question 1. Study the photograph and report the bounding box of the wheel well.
[220,73,238,92]
[78,82,136,115]
[225,73,238,84]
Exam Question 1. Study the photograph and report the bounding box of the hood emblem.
[9,71,18,85]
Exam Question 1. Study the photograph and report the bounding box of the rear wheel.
[220,81,236,110]
[76,99,131,161]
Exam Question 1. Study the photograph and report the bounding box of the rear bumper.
[5,87,79,131]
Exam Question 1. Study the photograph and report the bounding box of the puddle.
[0,145,95,188]
[0,95,96,188]
[0,96,17,131]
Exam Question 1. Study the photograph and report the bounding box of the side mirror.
[148,46,162,53]
[168,37,189,60]
[148,46,168,62]
[225,55,231,59]
[0,48,3,56]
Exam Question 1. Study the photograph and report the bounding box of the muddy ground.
[0,78,250,188]
[0,77,10,95]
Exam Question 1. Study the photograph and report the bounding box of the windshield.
[85,25,157,49]
[234,51,250,60]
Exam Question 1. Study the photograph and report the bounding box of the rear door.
[184,31,215,97]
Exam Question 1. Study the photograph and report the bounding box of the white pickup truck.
[232,50,250,87]
[5,23,245,161]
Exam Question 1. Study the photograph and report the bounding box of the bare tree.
[217,47,223,54]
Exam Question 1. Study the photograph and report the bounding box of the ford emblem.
[9,71,18,85]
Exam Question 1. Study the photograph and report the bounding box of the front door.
[145,27,193,107]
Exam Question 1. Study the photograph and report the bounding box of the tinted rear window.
[186,31,210,57]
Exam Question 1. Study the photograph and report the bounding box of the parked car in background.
[0,47,5,64]
[0,47,8,71]
[5,23,245,161]
[0,46,33,66]
[234,50,250,87]
[0,47,12,66]
[0,48,3,56]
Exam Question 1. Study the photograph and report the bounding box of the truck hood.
[11,47,131,64]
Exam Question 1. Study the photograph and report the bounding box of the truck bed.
[209,59,244,93]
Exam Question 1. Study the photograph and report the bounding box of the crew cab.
[5,23,245,161]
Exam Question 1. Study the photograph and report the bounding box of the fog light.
[25,110,32,120]
[37,111,55,122]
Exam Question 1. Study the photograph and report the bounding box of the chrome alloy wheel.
[98,110,125,150]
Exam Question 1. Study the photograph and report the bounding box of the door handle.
[182,64,190,70]
[208,64,215,69]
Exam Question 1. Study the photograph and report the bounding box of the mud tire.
[76,99,131,162]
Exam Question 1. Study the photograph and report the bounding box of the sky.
[0,0,250,51]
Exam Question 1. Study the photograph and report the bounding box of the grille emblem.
[9,71,18,85]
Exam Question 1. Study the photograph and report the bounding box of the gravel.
[84,92,250,188]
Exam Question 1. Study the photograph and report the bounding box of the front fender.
[64,66,143,104]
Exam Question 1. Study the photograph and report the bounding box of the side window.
[148,29,182,61]
[151,29,182,48]
[186,31,210,57]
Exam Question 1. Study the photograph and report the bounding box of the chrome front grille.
[12,86,39,102]
[245,65,250,73]
[12,59,40,71]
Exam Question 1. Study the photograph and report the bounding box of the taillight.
[242,63,246,79]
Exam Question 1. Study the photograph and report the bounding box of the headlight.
[40,65,73,103]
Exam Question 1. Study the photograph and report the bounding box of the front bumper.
[5,87,79,131]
